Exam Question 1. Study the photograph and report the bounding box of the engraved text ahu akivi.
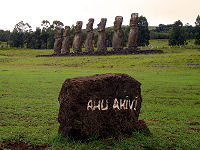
[87,96,139,111]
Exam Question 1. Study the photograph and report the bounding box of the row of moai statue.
[53,13,139,55]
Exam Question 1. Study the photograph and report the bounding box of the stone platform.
[36,49,163,57]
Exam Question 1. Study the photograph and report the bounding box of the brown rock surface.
[85,18,94,52]
[53,27,62,55]
[73,21,83,53]
[97,18,107,52]
[112,16,124,51]
[127,13,139,51]
[62,26,70,54]
[58,73,148,139]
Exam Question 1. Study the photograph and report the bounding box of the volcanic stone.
[62,26,70,54]
[53,27,62,55]
[58,73,148,139]
[85,18,94,52]
[127,13,139,51]
[72,21,83,53]
[112,16,124,51]
[97,18,107,52]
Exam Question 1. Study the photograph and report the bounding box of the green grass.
[0,40,200,149]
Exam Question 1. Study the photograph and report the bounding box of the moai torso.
[127,13,139,50]
[112,16,124,51]
[97,18,107,52]
[62,26,70,54]
[53,27,62,55]
[73,21,83,53]
[85,18,94,52]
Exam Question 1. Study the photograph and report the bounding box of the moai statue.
[112,16,124,51]
[97,18,107,52]
[62,26,71,54]
[85,18,94,52]
[73,21,83,53]
[53,27,62,55]
[127,13,139,51]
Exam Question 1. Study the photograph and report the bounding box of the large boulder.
[58,73,148,139]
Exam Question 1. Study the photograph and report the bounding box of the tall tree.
[34,28,42,49]
[69,24,75,48]
[0,30,10,42]
[195,15,200,45]
[47,29,55,49]
[10,30,24,48]
[14,21,32,33]
[41,20,50,31]
[138,16,150,46]
[122,26,130,47]
[10,21,32,48]
[106,27,114,47]
[169,20,186,46]
[185,23,195,39]
[52,20,64,29]
[41,20,50,49]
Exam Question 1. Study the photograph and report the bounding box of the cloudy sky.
[0,0,199,31]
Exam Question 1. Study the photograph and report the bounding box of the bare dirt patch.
[0,142,47,150]
[188,128,200,133]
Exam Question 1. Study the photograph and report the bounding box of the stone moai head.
[86,18,94,32]
[114,16,123,30]
[130,13,138,27]
[97,18,107,32]
[63,26,70,37]
[54,27,62,38]
[75,21,83,33]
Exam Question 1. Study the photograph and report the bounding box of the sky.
[0,0,199,31]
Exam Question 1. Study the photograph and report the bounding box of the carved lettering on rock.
[87,96,139,111]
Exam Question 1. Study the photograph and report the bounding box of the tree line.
[150,15,200,46]
[0,16,150,49]
[0,15,200,48]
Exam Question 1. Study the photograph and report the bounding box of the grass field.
[0,39,200,149]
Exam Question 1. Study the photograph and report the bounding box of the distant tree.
[195,15,200,45]
[154,24,173,32]
[52,20,64,29]
[169,20,186,46]
[47,29,54,49]
[150,31,169,39]
[69,24,75,48]
[10,21,32,48]
[41,20,50,31]
[34,28,42,49]
[138,16,150,46]
[195,15,200,26]
[106,27,114,47]
[10,30,24,48]
[122,26,130,47]
[40,20,51,49]
[25,32,33,48]
[14,21,32,33]
[93,29,98,48]
[40,30,49,49]
[82,29,87,48]
[0,30,10,42]
[185,23,195,39]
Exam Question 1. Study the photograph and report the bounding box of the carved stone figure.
[85,18,94,52]
[127,13,139,51]
[112,16,124,51]
[73,21,83,53]
[62,26,71,54]
[97,18,107,52]
[53,27,62,55]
